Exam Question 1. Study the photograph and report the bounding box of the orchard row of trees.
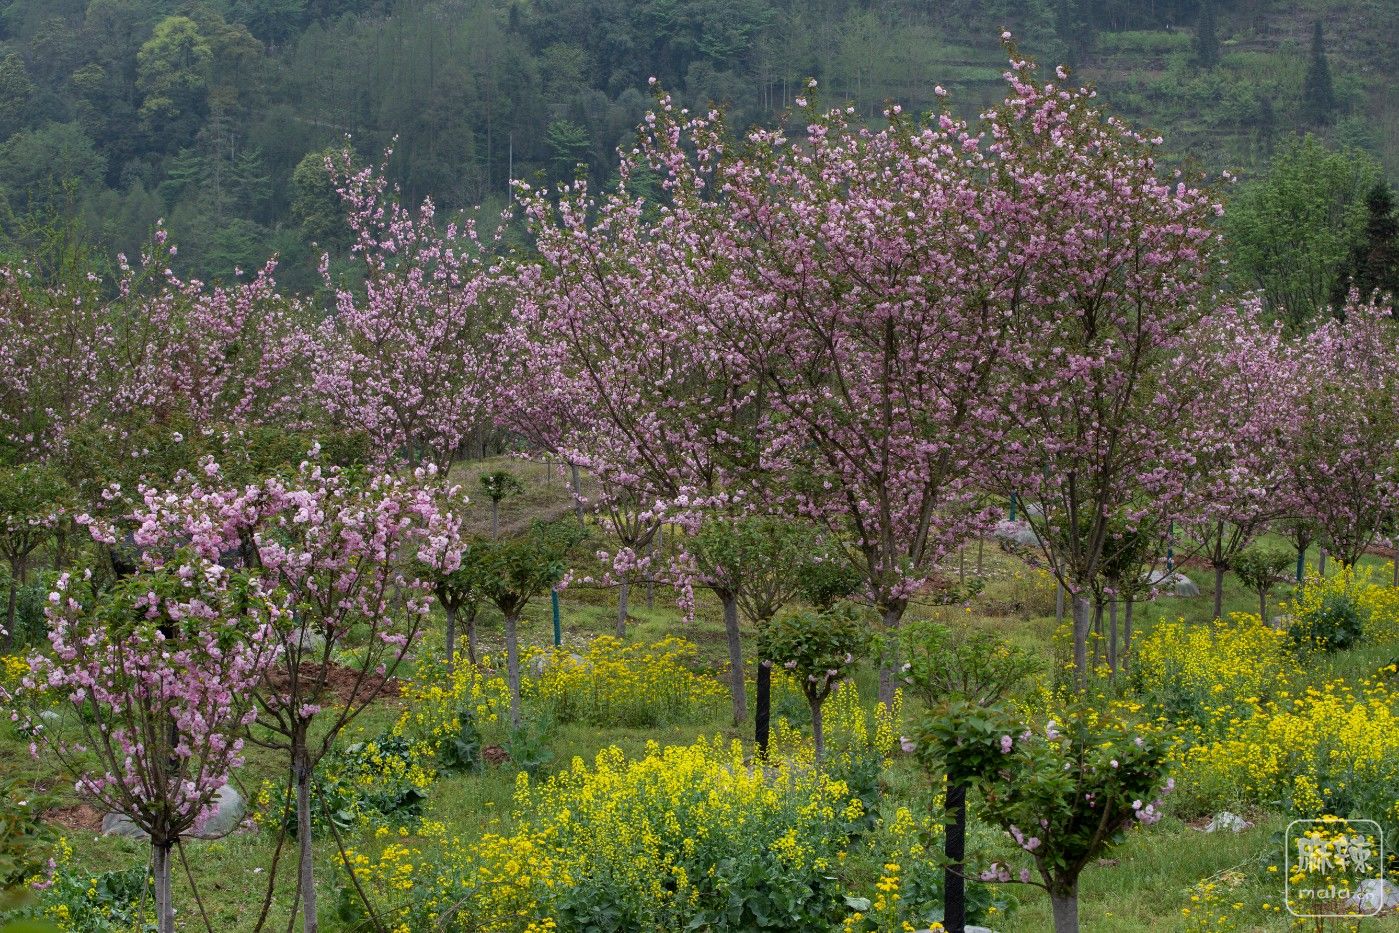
[1,46,1397,933]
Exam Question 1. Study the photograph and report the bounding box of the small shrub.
[1289,592,1364,652]
[527,636,725,728]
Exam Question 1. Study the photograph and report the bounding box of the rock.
[1142,569,1199,598]
[1270,614,1292,630]
[1347,879,1399,915]
[1173,573,1200,597]
[291,628,327,657]
[1203,811,1251,833]
[993,520,1039,548]
[193,784,246,838]
[102,784,246,841]
[101,811,148,840]
[38,710,61,726]
[528,652,584,677]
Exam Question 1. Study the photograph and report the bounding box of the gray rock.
[101,811,149,840]
[102,784,246,841]
[1203,811,1251,833]
[194,784,246,838]
[1142,569,1199,598]
[1173,573,1200,598]
[528,652,584,677]
[291,628,327,657]
[1270,614,1292,631]
[1348,879,1399,915]
[38,709,61,727]
[993,520,1039,548]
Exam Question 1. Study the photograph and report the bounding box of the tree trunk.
[490,500,499,539]
[3,576,15,651]
[1108,599,1118,676]
[877,605,903,708]
[645,536,655,610]
[809,695,825,763]
[1072,594,1091,690]
[755,660,771,760]
[1260,589,1268,625]
[1050,889,1079,933]
[944,780,967,933]
[976,538,984,576]
[153,840,175,933]
[570,463,584,528]
[444,603,457,671]
[1212,564,1226,620]
[1296,548,1306,583]
[1091,599,1103,669]
[720,592,747,725]
[295,745,318,933]
[1319,547,1327,576]
[1056,581,1065,624]
[466,603,479,666]
[505,610,521,729]
[1122,599,1134,672]
[616,579,629,638]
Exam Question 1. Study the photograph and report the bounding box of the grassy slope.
[5,456,1398,931]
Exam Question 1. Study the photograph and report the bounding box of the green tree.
[475,521,577,728]
[137,16,212,141]
[1333,181,1399,306]
[1299,20,1336,126]
[545,118,591,182]
[1232,547,1292,624]
[290,148,350,249]
[1194,0,1219,69]
[0,55,36,141]
[1224,135,1380,328]
[0,463,69,648]
[755,602,870,762]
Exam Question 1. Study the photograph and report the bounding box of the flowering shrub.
[1172,667,1399,840]
[342,736,868,931]
[525,636,725,728]
[1133,613,1298,743]
[394,653,510,760]
[918,701,1174,932]
[12,837,152,932]
[1285,563,1399,648]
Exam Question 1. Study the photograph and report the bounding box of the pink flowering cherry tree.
[18,558,279,933]
[513,131,774,724]
[1179,302,1294,619]
[1280,294,1399,567]
[986,49,1224,688]
[703,83,1017,706]
[314,152,507,470]
[126,457,437,933]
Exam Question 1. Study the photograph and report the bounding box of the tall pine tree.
[1333,181,1399,307]
[1195,0,1220,69]
[1300,20,1336,126]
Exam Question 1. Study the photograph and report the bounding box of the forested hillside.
[0,0,1396,286]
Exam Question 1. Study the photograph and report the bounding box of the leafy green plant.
[1231,546,1292,623]
[504,716,556,777]
[1289,592,1364,653]
[756,602,871,761]
[437,709,484,774]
